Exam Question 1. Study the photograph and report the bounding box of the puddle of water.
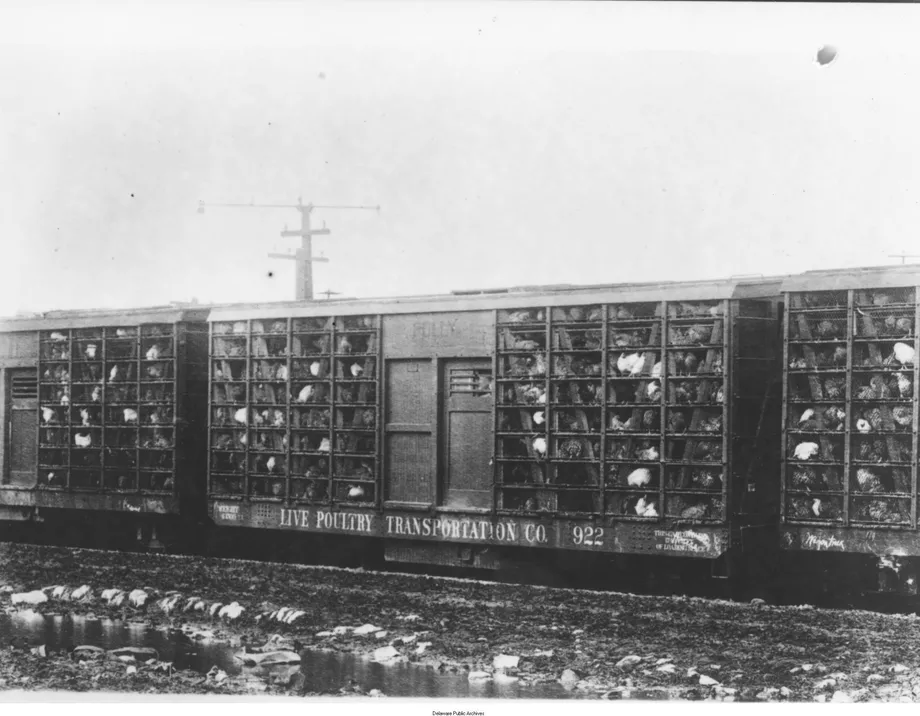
[0,611,594,698]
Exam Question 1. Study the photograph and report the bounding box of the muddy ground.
[2,543,920,701]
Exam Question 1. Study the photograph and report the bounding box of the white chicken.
[276,365,288,381]
[350,362,364,378]
[50,332,67,342]
[636,445,659,461]
[266,456,276,473]
[318,437,331,452]
[856,419,872,433]
[627,468,652,487]
[634,496,658,517]
[522,385,546,405]
[91,386,102,403]
[145,344,162,360]
[646,381,661,401]
[233,408,248,425]
[84,343,97,359]
[894,372,912,398]
[123,408,138,423]
[793,442,819,460]
[811,498,823,518]
[888,342,916,366]
[74,433,92,448]
[80,409,91,426]
[533,411,545,426]
[109,365,120,382]
[651,361,662,378]
[296,385,314,403]
[41,407,56,424]
[348,485,365,500]
[616,353,642,376]
[797,408,815,425]
[629,354,646,376]
[310,361,322,377]
[60,392,70,406]
[532,436,547,458]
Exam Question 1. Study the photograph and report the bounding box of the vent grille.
[449,368,492,395]
[11,372,38,400]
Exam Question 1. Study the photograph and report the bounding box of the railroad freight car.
[206,277,783,577]
[779,266,920,595]
[0,305,209,548]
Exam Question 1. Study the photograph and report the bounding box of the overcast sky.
[2,2,920,316]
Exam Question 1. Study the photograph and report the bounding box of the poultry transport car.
[0,305,209,548]
[206,277,783,575]
[779,265,920,594]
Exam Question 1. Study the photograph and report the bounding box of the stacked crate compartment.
[662,301,728,522]
[783,290,848,523]
[781,287,920,527]
[208,314,380,505]
[331,315,380,504]
[849,287,916,525]
[290,317,333,503]
[37,323,181,494]
[495,307,550,511]
[605,302,664,519]
[550,305,604,513]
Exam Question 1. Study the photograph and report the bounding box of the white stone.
[285,610,305,624]
[11,591,48,606]
[218,602,244,620]
[468,671,492,682]
[560,669,580,688]
[656,664,677,674]
[750,598,766,606]
[891,664,909,674]
[616,655,642,669]
[699,675,720,686]
[51,586,67,599]
[354,624,382,635]
[572,629,585,636]
[397,614,421,622]
[374,631,389,640]
[831,691,853,703]
[493,654,521,670]
[780,687,792,698]
[368,689,384,697]
[209,603,223,617]
[238,650,301,667]
[494,673,519,684]
[815,678,837,691]
[415,642,431,655]
[332,626,353,635]
[316,631,334,638]
[372,646,402,663]
[128,589,148,608]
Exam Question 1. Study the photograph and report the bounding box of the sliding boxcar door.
[441,359,493,509]
[385,359,435,504]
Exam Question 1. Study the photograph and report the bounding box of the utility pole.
[888,252,920,265]
[198,198,380,300]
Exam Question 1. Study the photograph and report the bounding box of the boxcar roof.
[206,275,787,321]
[0,274,788,331]
[0,304,211,332]
[781,264,920,293]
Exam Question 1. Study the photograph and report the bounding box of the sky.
[2,2,920,316]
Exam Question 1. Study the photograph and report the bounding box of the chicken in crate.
[0,306,209,550]
[779,267,920,596]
